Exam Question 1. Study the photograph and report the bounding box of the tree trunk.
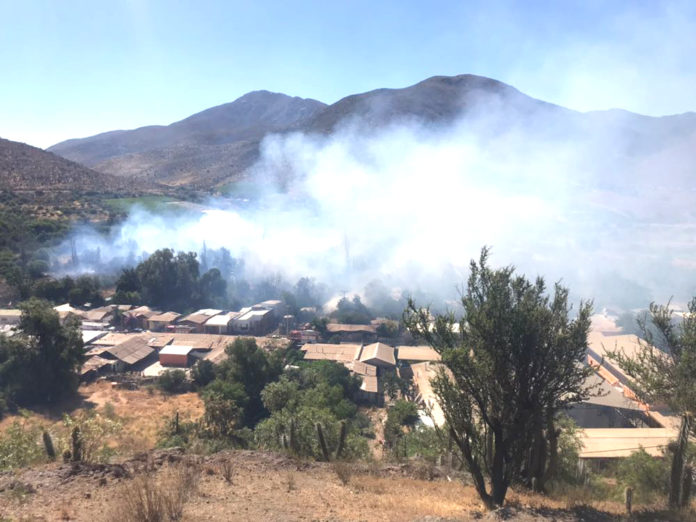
[490,427,508,507]
[669,414,692,509]
[546,415,560,483]
[449,427,494,510]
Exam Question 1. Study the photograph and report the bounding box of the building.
[101,336,156,372]
[159,345,194,367]
[396,345,441,363]
[359,342,396,368]
[326,323,377,343]
[148,312,181,332]
[230,306,276,335]
[204,312,239,334]
[0,309,21,327]
[125,306,158,330]
[301,343,363,363]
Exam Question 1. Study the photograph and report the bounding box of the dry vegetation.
[0,380,204,455]
[3,448,694,521]
[1,383,695,521]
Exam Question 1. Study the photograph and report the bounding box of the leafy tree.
[331,295,374,324]
[68,275,104,306]
[191,359,216,388]
[198,268,227,308]
[405,248,592,509]
[606,299,696,508]
[255,361,369,460]
[204,338,282,430]
[0,298,84,409]
[617,448,670,503]
[384,400,419,456]
[157,369,189,394]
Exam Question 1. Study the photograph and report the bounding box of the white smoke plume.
[56,95,696,311]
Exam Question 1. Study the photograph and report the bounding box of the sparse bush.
[62,411,122,463]
[219,459,234,484]
[113,463,200,522]
[332,461,353,485]
[285,472,297,492]
[0,421,45,470]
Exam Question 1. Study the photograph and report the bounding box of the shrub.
[332,461,353,485]
[157,370,189,394]
[616,448,669,503]
[0,421,45,470]
[62,411,122,463]
[112,463,200,522]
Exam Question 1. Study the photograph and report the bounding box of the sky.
[1,0,695,148]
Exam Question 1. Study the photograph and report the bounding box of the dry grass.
[219,459,234,484]
[110,462,200,522]
[331,461,353,486]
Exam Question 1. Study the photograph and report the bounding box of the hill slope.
[48,91,326,187]
[46,74,696,189]
[0,137,126,191]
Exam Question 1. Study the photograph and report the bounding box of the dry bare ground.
[0,380,204,454]
[1,448,693,521]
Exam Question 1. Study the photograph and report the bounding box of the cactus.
[42,430,56,461]
[315,423,330,462]
[173,411,180,435]
[624,486,633,516]
[334,421,347,459]
[289,418,297,454]
[71,426,83,462]
[681,466,693,509]
[281,433,289,450]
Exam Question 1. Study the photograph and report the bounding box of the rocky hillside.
[49,91,326,187]
[0,138,128,192]
[47,74,696,189]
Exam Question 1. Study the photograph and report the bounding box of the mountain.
[48,91,326,187]
[0,137,127,191]
[47,74,696,189]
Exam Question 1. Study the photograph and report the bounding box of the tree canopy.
[405,248,592,509]
[0,298,84,414]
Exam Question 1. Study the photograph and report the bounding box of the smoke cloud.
[56,93,696,312]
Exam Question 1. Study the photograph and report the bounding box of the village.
[0,301,683,469]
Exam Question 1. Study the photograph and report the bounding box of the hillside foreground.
[1,384,694,521]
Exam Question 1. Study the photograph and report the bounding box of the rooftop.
[326,323,377,334]
[359,342,396,366]
[105,336,155,365]
[396,345,441,362]
[160,345,194,356]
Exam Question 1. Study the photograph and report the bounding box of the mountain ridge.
[46,74,696,189]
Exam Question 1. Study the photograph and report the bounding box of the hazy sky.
[1,0,695,148]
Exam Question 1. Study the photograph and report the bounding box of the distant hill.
[47,74,696,189]
[49,91,326,187]
[0,137,126,191]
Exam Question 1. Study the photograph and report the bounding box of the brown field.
[0,380,204,454]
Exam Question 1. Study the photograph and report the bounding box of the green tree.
[0,298,84,409]
[404,248,592,509]
[606,299,696,508]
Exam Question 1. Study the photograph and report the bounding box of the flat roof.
[160,345,194,356]
[326,323,377,334]
[396,345,441,362]
[0,309,21,317]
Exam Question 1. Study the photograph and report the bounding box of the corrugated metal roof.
[106,336,155,365]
